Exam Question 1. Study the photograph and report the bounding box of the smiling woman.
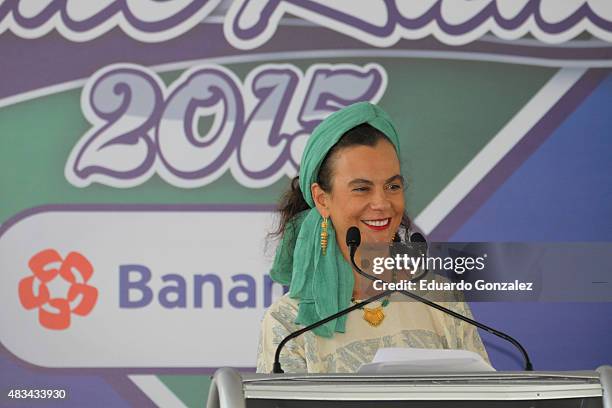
[311,128,406,269]
[256,102,489,373]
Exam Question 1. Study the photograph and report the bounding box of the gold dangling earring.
[320,217,328,256]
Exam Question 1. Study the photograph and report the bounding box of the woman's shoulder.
[262,294,300,329]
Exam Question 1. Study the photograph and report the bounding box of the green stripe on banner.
[157,375,212,408]
[0,60,554,223]
[379,61,554,216]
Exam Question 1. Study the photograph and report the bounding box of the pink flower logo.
[18,249,98,330]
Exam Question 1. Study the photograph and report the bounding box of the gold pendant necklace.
[353,298,390,327]
[362,305,385,327]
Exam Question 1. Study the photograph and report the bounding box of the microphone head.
[408,232,427,259]
[346,226,361,248]
[409,232,426,243]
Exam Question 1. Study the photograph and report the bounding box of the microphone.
[346,226,534,371]
[410,232,429,279]
[346,225,361,247]
[409,232,426,243]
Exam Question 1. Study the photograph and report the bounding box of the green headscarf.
[270,102,401,337]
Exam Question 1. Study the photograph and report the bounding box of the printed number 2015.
[65,63,387,189]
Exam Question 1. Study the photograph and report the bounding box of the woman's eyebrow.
[348,178,373,186]
[386,174,404,184]
[348,175,404,186]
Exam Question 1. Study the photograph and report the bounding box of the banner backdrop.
[1,1,611,406]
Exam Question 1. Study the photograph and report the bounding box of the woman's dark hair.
[271,123,411,239]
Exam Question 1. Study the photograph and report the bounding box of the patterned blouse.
[256,292,490,373]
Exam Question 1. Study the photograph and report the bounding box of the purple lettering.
[65,65,162,187]
[194,274,223,308]
[119,264,153,308]
[1,0,219,42]
[68,63,387,189]
[159,274,187,308]
[156,66,243,185]
[225,0,612,49]
[228,274,256,308]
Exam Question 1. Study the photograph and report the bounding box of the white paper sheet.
[358,348,495,374]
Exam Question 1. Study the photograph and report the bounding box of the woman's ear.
[311,183,330,218]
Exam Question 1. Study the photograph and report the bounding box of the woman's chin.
[362,231,393,244]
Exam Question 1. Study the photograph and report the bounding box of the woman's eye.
[352,186,369,192]
[386,183,403,191]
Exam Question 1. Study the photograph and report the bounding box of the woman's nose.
[369,188,392,211]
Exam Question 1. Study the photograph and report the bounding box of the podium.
[207,366,611,407]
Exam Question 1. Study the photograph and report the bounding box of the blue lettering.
[159,273,186,308]
[228,274,256,308]
[119,267,284,309]
[119,264,153,308]
[194,274,223,308]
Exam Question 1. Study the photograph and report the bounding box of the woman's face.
[312,140,405,261]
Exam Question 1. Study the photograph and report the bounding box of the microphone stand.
[272,289,393,373]
[348,243,534,371]
[272,244,431,373]
[272,229,533,373]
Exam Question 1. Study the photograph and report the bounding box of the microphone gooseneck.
[271,228,390,374]
[272,289,393,373]
[345,226,534,371]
